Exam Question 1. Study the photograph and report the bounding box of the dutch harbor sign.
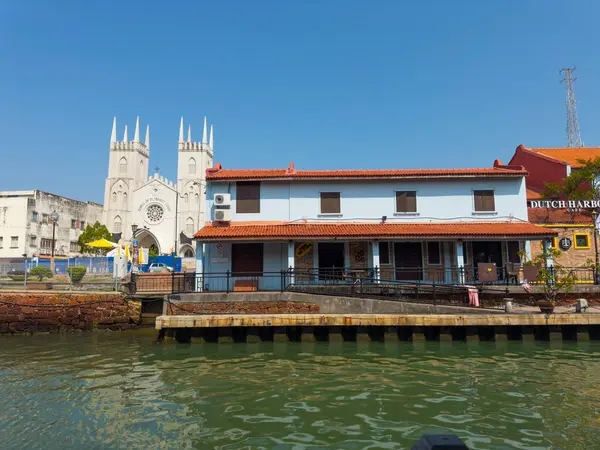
[530,200,600,209]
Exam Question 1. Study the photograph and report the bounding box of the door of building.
[394,242,423,281]
[318,242,345,279]
[472,241,503,280]
[231,243,264,275]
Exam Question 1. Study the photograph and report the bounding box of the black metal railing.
[129,265,600,295]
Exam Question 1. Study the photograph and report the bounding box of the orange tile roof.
[194,221,555,241]
[523,146,600,168]
[206,166,527,181]
[528,208,592,225]
[526,188,542,199]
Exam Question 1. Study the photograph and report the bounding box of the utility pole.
[560,68,583,148]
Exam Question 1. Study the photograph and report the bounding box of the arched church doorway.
[179,244,195,258]
[135,229,161,256]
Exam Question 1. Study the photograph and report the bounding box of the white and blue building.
[193,161,554,290]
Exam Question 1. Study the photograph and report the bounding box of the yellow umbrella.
[87,238,117,249]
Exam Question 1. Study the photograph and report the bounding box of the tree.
[78,221,113,255]
[519,247,576,311]
[544,156,600,202]
[30,266,53,281]
[148,245,159,257]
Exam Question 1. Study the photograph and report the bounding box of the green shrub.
[67,266,87,283]
[7,270,25,281]
[29,266,53,281]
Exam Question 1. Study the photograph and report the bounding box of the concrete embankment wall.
[0,292,142,334]
[169,292,498,315]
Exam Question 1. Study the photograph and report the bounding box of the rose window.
[146,204,164,223]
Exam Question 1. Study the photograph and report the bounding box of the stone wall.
[166,300,319,315]
[0,292,141,334]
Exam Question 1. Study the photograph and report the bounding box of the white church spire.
[145,125,150,148]
[179,117,184,142]
[123,125,128,143]
[187,124,192,143]
[133,116,140,142]
[202,116,208,144]
[209,125,214,149]
[110,117,117,143]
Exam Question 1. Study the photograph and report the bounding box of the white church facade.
[102,116,213,257]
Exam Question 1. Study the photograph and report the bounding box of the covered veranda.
[193,222,557,291]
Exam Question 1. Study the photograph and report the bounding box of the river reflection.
[0,332,599,449]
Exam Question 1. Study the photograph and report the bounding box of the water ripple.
[0,334,599,449]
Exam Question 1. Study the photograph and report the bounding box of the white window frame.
[393,189,419,216]
[318,190,343,217]
[10,236,18,248]
[472,188,498,215]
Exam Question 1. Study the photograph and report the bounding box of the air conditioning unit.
[214,193,231,207]
[214,208,232,222]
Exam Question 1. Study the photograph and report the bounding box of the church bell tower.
[176,116,214,242]
[103,117,150,240]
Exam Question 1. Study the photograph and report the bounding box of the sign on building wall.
[558,237,572,251]
[211,242,228,263]
[295,242,313,257]
[530,200,600,209]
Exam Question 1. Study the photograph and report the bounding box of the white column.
[455,241,465,284]
[372,240,380,282]
[524,240,532,262]
[542,239,553,267]
[287,241,295,270]
[195,241,204,292]
[344,242,350,269]
[443,242,452,284]
[287,241,295,285]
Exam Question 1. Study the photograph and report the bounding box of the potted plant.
[28,266,54,290]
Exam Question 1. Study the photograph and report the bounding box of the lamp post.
[131,223,139,273]
[592,210,599,285]
[50,210,59,274]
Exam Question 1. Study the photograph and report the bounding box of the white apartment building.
[0,190,103,258]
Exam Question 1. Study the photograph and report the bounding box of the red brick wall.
[0,293,141,334]
[509,146,567,192]
[166,301,320,315]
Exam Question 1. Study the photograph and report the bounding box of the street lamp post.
[592,211,599,285]
[50,210,59,274]
[131,223,139,273]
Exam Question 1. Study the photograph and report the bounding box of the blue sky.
[2,1,600,204]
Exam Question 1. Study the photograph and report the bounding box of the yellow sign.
[295,242,313,257]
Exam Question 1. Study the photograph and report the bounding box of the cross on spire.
[154,165,160,175]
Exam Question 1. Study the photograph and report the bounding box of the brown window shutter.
[236,182,260,213]
[474,190,494,211]
[321,192,340,214]
[396,191,416,213]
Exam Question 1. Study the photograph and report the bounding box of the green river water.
[0,331,599,449]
